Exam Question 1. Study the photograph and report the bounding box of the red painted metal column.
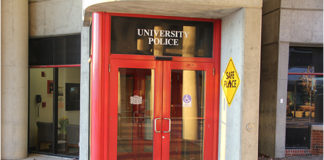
[212,20,222,160]
[90,12,110,160]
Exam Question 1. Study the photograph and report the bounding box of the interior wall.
[58,67,81,125]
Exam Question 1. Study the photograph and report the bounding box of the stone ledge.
[281,0,323,10]
[312,125,323,131]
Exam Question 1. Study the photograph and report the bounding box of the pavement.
[23,154,75,160]
[24,154,323,160]
[259,155,323,160]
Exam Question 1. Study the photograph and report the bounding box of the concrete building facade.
[0,0,262,159]
[259,0,323,158]
[1,0,28,159]
[1,0,83,159]
[0,0,321,160]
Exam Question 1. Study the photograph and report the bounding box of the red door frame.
[160,61,215,160]
[90,12,221,160]
[109,59,214,160]
[109,59,163,160]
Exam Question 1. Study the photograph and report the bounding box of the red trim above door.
[288,72,324,76]
[29,64,80,68]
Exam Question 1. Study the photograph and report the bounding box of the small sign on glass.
[130,95,143,105]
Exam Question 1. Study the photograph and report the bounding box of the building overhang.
[82,0,262,26]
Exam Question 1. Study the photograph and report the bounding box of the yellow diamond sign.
[221,58,240,106]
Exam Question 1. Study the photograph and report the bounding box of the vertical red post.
[213,20,222,160]
[90,12,110,160]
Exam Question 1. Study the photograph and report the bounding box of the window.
[29,34,81,65]
[28,35,81,157]
[29,67,80,156]
[111,16,214,57]
[286,47,323,148]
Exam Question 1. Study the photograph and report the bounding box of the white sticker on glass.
[130,95,143,105]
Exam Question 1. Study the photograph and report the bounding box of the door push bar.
[154,118,171,133]
[154,118,161,133]
[163,118,171,133]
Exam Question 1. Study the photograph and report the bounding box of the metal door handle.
[154,118,161,133]
[163,118,171,133]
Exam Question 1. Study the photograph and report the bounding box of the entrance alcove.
[81,1,261,159]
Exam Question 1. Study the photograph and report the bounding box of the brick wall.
[311,129,323,155]
[285,149,311,156]
[286,127,323,156]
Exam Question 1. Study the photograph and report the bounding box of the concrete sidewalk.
[23,154,75,160]
[259,155,323,160]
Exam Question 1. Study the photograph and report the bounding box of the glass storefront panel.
[57,68,80,155]
[286,46,323,149]
[287,75,323,123]
[111,16,213,57]
[29,67,80,156]
[286,75,323,148]
[29,68,54,152]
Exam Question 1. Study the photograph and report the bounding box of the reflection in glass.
[170,70,205,160]
[286,46,323,149]
[286,75,323,122]
[118,68,154,160]
[286,75,323,148]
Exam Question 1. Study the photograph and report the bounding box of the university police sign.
[137,29,189,46]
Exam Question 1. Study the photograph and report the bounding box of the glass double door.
[109,59,214,160]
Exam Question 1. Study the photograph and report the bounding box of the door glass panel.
[170,70,205,160]
[118,68,154,160]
